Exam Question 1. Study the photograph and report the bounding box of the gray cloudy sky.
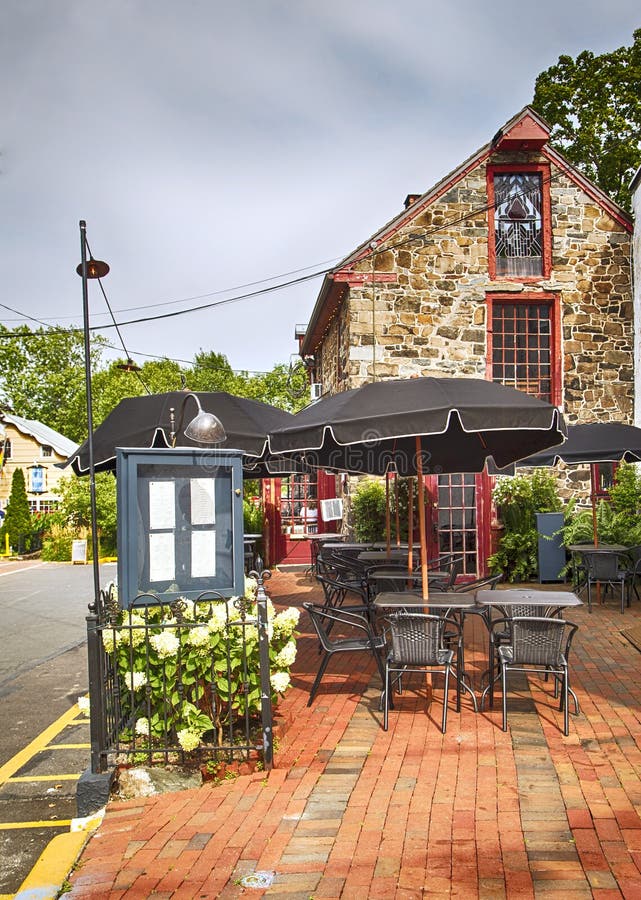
[1,1,638,376]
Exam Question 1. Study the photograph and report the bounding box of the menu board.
[117,449,245,607]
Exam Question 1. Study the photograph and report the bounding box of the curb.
[14,811,104,900]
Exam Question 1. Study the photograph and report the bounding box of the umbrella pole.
[408,478,414,574]
[395,475,401,547]
[590,465,602,604]
[385,471,391,559]
[416,437,429,600]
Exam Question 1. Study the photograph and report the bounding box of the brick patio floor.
[66,570,641,898]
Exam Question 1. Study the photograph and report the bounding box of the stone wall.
[318,152,633,425]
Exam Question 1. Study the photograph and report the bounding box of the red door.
[263,471,339,566]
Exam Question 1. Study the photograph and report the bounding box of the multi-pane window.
[280,474,318,535]
[493,172,543,277]
[491,301,552,402]
[437,474,477,577]
[41,444,53,458]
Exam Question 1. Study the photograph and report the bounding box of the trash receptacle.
[536,512,565,583]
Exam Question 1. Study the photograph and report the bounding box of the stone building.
[296,107,634,576]
[631,165,641,427]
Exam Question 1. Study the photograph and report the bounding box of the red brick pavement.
[66,570,641,898]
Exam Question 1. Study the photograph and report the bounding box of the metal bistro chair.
[492,616,579,735]
[303,602,387,707]
[580,549,630,614]
[383,612,461,733]
[624,544,641,604]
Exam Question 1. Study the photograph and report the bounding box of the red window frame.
[487,163,552,281]
[485,292,562,408]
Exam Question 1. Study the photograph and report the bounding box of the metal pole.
[79,221,101,608]
[80,221,104,774]
[254,565,274,771]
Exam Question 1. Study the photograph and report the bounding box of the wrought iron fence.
[86,570,274,774]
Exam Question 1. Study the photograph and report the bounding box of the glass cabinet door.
[280,474,318,535]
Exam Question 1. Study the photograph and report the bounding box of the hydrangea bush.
[102,577,299,755]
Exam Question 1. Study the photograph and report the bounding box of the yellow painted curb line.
[0,705,82,786]
[14,811,104,900]
[0,820,72,830]
[14,830,88,899]
[8,774,82,783]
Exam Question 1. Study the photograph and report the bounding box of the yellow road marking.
[44,744,91,750]
[0,704,81,785]
[0,820,73,830]
[7,774,81,783]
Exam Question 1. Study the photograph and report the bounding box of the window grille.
[491,302,552,402]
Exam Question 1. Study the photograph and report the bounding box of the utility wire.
[0,166,608,342]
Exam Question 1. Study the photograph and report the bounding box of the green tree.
[0,325,105,441]
[55,472,118,556]
[1,468,33,553]
[532,29,641,211]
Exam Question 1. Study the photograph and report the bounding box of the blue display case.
[116,447,245,607]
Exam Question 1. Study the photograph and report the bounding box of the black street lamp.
[76,220,109,614]
[76,221,111,784]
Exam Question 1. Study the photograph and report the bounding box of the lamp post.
[76,221,110,778]
[77,220,109,613]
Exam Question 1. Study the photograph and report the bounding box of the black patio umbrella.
[524,422,641,546]
[65,391,301,477]
[524,422,641,467]
[268,377,566,476]
[268,376,567,596]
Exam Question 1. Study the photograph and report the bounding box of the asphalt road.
[0,559,116,892]
[0,559,116,687]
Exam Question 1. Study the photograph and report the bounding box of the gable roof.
[1,412,78,458]
[301,106,633,356]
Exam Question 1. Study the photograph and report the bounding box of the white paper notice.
[192,530,216,578]
[149,481,175,530]
[149,532,175,582]
[190,478,216,525]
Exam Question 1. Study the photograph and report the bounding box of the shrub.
[102,578,299,755]
[488,471,562,582]
[351,480,386,542]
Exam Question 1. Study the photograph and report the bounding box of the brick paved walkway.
[66,570,641,898]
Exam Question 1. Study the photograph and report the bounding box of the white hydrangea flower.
[120,613,147,648]
[150,630,180,658]
[244,576,258,597]
[102,629,117,653]
[77,695,90,716]
[177,598,195,621]
[135,717,150,736]
[208,603,230,633]
[125,671,147,691]
[186,625,211,649]
[274,639,297,669]
[270,671,291,694]
[273,607,300,636]
[177,728,201,752]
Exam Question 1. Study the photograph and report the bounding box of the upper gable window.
[41,444,53,458]
[487,164,551,280]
